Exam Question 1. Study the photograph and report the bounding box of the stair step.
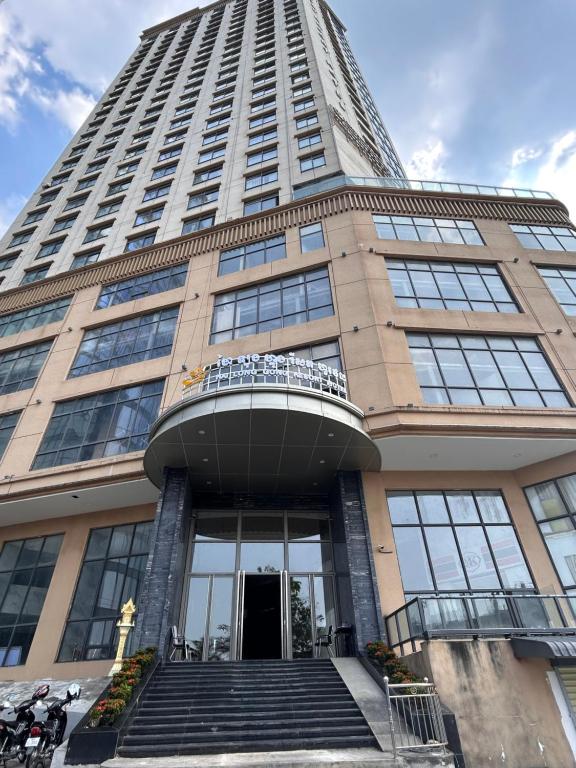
[127,715,367,735]
[117,735,378,757]
[136,700,358,716]
[132,706,361,723]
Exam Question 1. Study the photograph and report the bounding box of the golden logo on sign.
[183,366,206,388]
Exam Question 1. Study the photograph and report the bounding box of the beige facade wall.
[0,503,155,682]
[403,639,575,768]
[0,185,574,681]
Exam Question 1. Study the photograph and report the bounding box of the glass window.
[298,132,321,150]
[300,153,325,172]
[134,206,164,226]
[64,195,89,211]
[525,473,576,590]
[0,340,52,395]
[69,307,178,378]
[218,234,285,276]
[97,264,188,308]
[407,333,570,408]
[0,297,70,339]
[538,266,576,316]
[143,183,171,202]
[125,232,156,252]
[210,267,333,344]
[374,215,484,246]
[151,163,178,180]
[83,224,113,244]
[0,256,17,271]
[32,379,164,470]
[36,239,65,259]
[247,146,278,166]
[158,146,182,162]
[0,534,63,666]
[0,411,21,460]
[58,523,151,661]
[245,168,278,190]
[199,147,226,164]
[194,166,223,184]
[107,179,132,197]
[96,200,123,219]
[388,489,533,596]
[21,266,50,285]
[243,193,279,216]
[116,161,140,177]
[202,130,228,146]
[248,128,277,146]
[249,112,276,130]
[71,249,101,270]
[188,187,219,209]
[182,214,215,235]
[300,222,324,253]
[295,113,318,130]
[386,259,518,313]
[511,224,576,252]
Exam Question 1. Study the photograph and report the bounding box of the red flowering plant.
[88,646,157,728]
[366,641,421,686]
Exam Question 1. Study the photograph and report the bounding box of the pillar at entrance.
[132,468,189,653]
[332,471,385,652]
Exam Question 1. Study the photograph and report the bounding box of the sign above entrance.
[183,352,348,399]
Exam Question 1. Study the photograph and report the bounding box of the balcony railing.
[386,594,576,655]
[292,175,553,202]
[182,353,348,401]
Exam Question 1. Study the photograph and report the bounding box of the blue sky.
[1,0,576,237]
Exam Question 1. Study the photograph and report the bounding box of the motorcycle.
[25,684,81,768]
[0,684,50,766]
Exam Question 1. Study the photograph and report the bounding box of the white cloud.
[405,140,447,181]
[503,131,576,219]
[0,6,42,129]
[31,86,96,132]
[0,194,28,239]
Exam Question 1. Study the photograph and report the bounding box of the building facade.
[0,0,576,765]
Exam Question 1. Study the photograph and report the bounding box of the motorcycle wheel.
[25,748,39,768]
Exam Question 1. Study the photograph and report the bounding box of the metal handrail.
[384,676,448,756]
[292,175,553,202]
[385,593,576,654]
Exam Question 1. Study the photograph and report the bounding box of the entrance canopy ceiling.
[144,386,380,493]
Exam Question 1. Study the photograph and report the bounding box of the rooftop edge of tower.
[140,0,231,40]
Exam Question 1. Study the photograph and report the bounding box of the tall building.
[0,1,575,766]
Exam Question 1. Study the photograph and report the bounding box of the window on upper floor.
[151,163,178,181]
[188,187,219,210]
[388,490,533,597]
[75,175,99,191]
[373,214,484,246]
[8,230,34,248]
[210,266,333,344]
[407,332,571,408]
[295,113,318,130]
[243,192,279,216]
[299,222,325,253]
[0,339,52,395]
[64,194,90,211]
[0,297,71,339]
[36,239,65,259]
[182,213,215,235]
[143,183,171,202]
[97,263,188,309]
[300,152,325,171]
[125,232,156,252]
[525,473,576,593]
[245,168,278,190]
[96,199,124,218]
[69,307,178,378]
[0,410,21,460]
[219,234,285,276]
[83,223,113,244]
[249,112,275,130]
[23,209,48,226]
[0,534,64,667]
[0,256,18,272]
[248,128,277,146]
[134,206,163,227]
[298,132,321,150]
[116,161,140,177]
[194,166,223,185]
[203,130,228,146]
[199,146,226,164]
[71,249,101,270]
[538,266,576,315]
[57,522,152,662]
[32,379,164,470]
[158,146,183,162]
[21,265,50,285]
[385,259,519,313]
[510,224,576,252]
[247,146,277,166]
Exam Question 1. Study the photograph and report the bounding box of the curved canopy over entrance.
[144,353,380,493]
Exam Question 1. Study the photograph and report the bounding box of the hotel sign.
[183,352,347,398]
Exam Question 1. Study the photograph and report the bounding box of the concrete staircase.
[117,659,378,758]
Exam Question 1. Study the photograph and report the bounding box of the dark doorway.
[242,574,282,659]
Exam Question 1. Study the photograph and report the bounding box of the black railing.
[385,593,576,655]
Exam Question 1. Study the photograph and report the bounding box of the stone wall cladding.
[133,468,188,652]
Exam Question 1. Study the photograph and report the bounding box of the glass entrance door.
[182,509,338,661]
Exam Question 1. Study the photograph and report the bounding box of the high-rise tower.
[0,0,403,289]
[0,2,576,766]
